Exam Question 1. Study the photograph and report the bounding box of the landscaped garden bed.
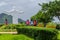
[0,24,59,40]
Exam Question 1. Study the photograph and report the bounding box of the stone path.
[0,32,17,34]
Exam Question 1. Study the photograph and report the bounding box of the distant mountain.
[18,18,25,23]
[0,13,13,24]
[0,13,7,18]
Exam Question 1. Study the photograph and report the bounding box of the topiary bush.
[46,22,57,28]
[0,24,26,29]
[37,23,44,27]
[16,27,58,40]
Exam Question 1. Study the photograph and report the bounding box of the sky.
[0,0,59,24]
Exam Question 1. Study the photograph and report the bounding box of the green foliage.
[41,0,60,20]
[31,0,60,25]
[37,23,44,27]
[0,25,16,29]
[57,31,60,40]
[56,24,60,30]
[16,27,58,40]
[0,24,26,32]
[31,10,53,25]
[0,24,4,27]
[46,22,57,28]
[0,24,26,29]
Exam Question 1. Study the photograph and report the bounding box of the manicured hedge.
[0,24,25,29]
[16,27,58,40]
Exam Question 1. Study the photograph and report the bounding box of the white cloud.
[30,0,36,2]
[0,2,7,7]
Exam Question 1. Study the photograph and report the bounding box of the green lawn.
[0,31,59,40]
[0,34,34,40]
[57,31,60,40]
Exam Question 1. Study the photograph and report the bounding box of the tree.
[31,11,53,26]
[31,0,60,26]
[40,0,60,20]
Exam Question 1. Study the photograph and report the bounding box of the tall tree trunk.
[44,23,46,27]
[58,16,60,21]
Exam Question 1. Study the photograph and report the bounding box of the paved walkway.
[0,32,17,34]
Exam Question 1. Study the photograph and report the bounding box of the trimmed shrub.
[46,22,57,28]
[0,24,4,27]
[0,24,26,29]
[37,23,44,27]
[0,25,6,29]
[16,27,58,40]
